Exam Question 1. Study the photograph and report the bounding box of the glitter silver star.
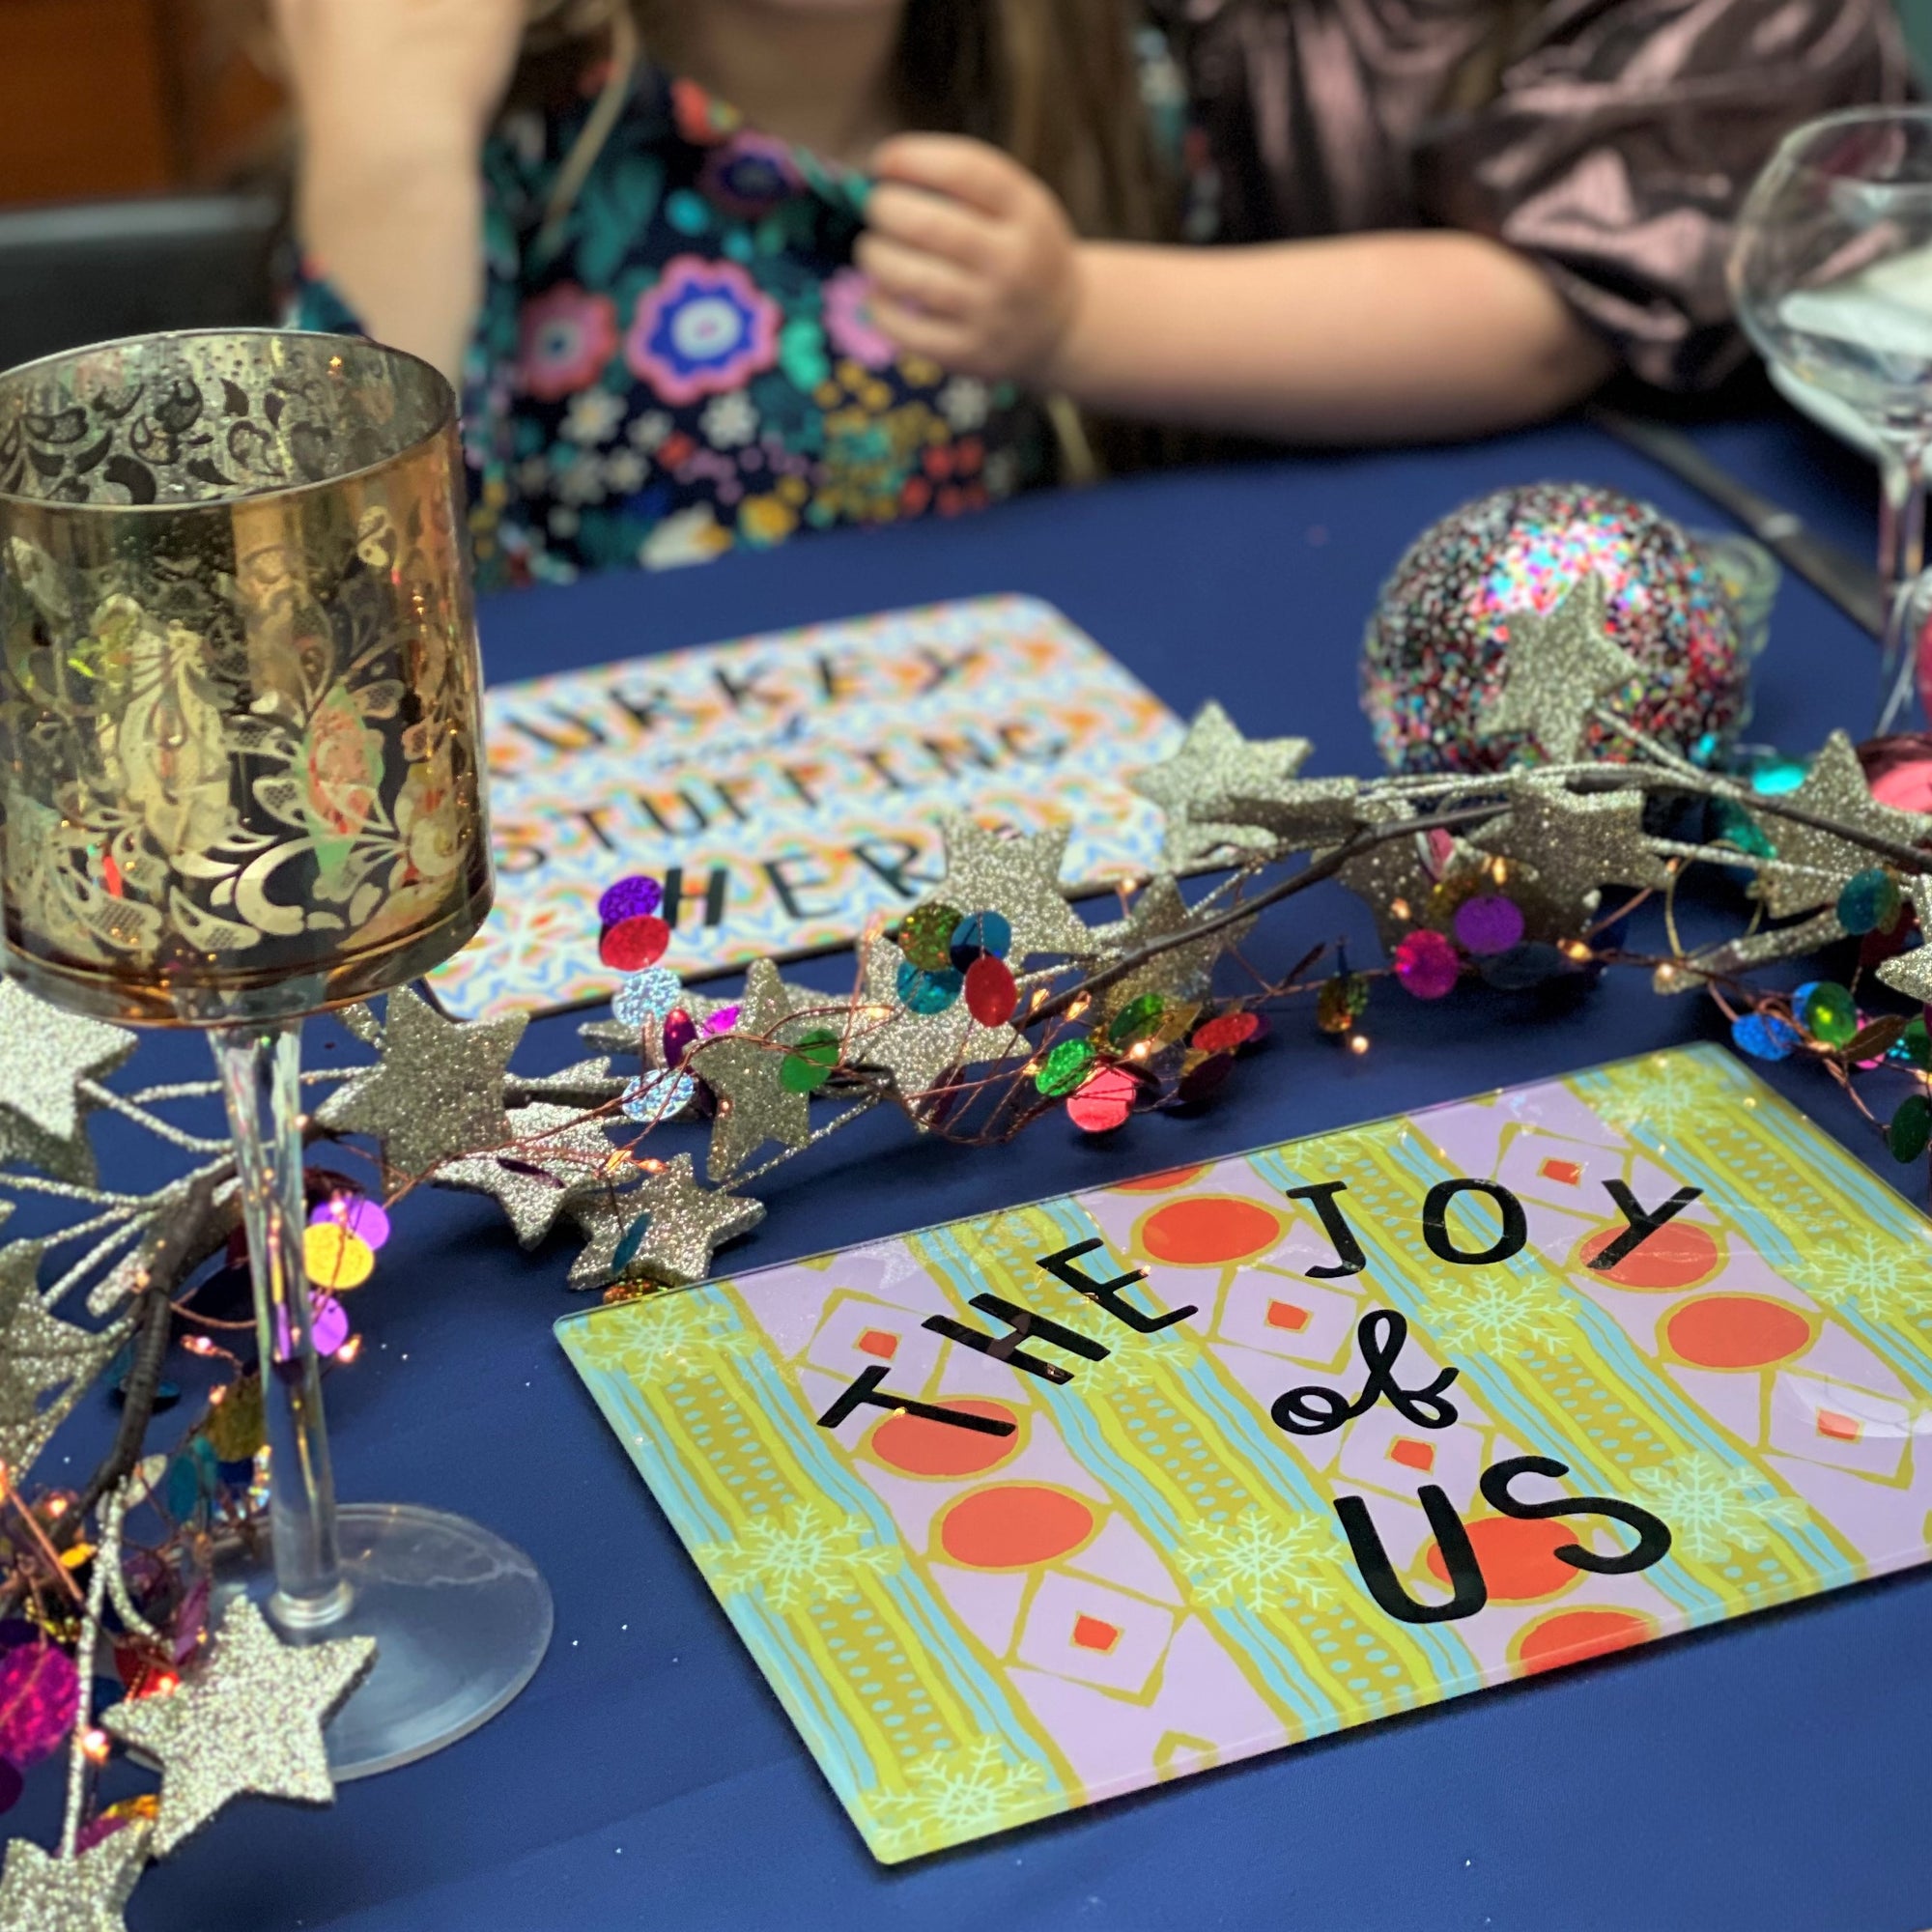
[0,979,133,1143]
[100,1596,375,1859]
[1320,798,1435,952]
[0,1093,103,1188]
[1088,875,1256,1017]
[566,1154,764,1292]
[1750,731,1932,919]
[434,1103,624,1247]
[1475,779,1667,891]
[1473,778,1669,936]
[1878,877,1932,1002]
[845,936,1028,1127]
[0,1824,149,1932]
[929,815,1093,963]
[508,1057,625,1104]
[316,987,526,1176]
[687,961,831,1183]
[0,1236,125,1483]
[1131,702,1321,855]
[1478,571,1643,761]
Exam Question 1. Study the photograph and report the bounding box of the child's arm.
[862,136,1613,443]
[272,0,526,385]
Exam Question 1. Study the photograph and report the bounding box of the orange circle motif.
[1664,1293,1812,1370]
[1428,1515,1579,1603]
[1577,1218,1721,1289]
[869,1402,1020,1478]
[1517,1607,1654,1676]
[937,1485,1096,1570]
[1113,1164,1210,1194]
[1139,1195,1284,1266]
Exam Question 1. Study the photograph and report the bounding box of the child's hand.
[859,136,1084,385]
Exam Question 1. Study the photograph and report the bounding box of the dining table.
[28,399,1929,1932]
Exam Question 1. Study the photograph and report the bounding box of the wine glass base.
[218,1503,554,1781]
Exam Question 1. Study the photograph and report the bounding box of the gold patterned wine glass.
[0,329,552,1777]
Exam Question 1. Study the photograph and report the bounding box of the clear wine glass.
[0,328,552,1777]
[1729,105,1932,733]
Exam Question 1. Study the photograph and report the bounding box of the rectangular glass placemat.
[559,1045,1932,1861]
[432,596,1179,1017]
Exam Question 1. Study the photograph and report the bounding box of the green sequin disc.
[900,901,966,971]
[1107,993,1167,1050]
[781,1028,841,1094]
[1889,1094,1932,1164]
[1035,1038,1096,1098]
[1799,980,1858,1046]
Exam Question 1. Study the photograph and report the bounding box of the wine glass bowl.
[0,329,492,1024]
[0,329,550,1779]
[1729,107,1932,732]
[1731,111,1932,428]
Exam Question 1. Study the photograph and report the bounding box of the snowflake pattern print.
[1629,1454,1809,1562]
[859,1738,1050,1861]
[1177,1506,1352,1612]
[693,1503,901,1612]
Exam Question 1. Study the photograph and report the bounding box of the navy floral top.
[295,67,1084,591]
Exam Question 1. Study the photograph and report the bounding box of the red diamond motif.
[1071,1615,1122,1654]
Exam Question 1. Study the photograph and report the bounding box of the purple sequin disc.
[1453,895,1526,956]
[598,874,663,924]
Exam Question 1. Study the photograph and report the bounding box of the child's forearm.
[298,134,483,388]
[1048,233,1614,442]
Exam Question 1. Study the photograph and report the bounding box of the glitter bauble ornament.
[1360,482,1766,774]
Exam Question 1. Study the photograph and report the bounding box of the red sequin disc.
[964,954,1018,1027]
[1066,1065,1137,1133]
[1192,1010,1262,1056]
[600,914,670,972]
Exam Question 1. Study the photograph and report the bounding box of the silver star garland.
[1322,797,1436,952]
[0,1827,149,1932]
[845,936,1029,1127]
[1087,875,1257,1017]
[1879,876,1932,1003]
[0,1236,126,1483]
[693,964,820,1183]
[101,1597,375,1860]
[435,1103,626,1247]
[926,814,1094,963]
[316,986,527,1175]
[0,980,133,1144]
[1130,701,1334,866]
[566,1154,765,1293]
[1477,571,1643,761]
[1749,730,1932,919]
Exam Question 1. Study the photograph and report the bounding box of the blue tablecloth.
[63,411,1932,1930]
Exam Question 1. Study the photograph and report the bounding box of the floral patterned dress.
[293,69,1063,591]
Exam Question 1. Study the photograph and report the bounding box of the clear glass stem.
[211,1021,349,1632]
[1876,436,1927,734]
